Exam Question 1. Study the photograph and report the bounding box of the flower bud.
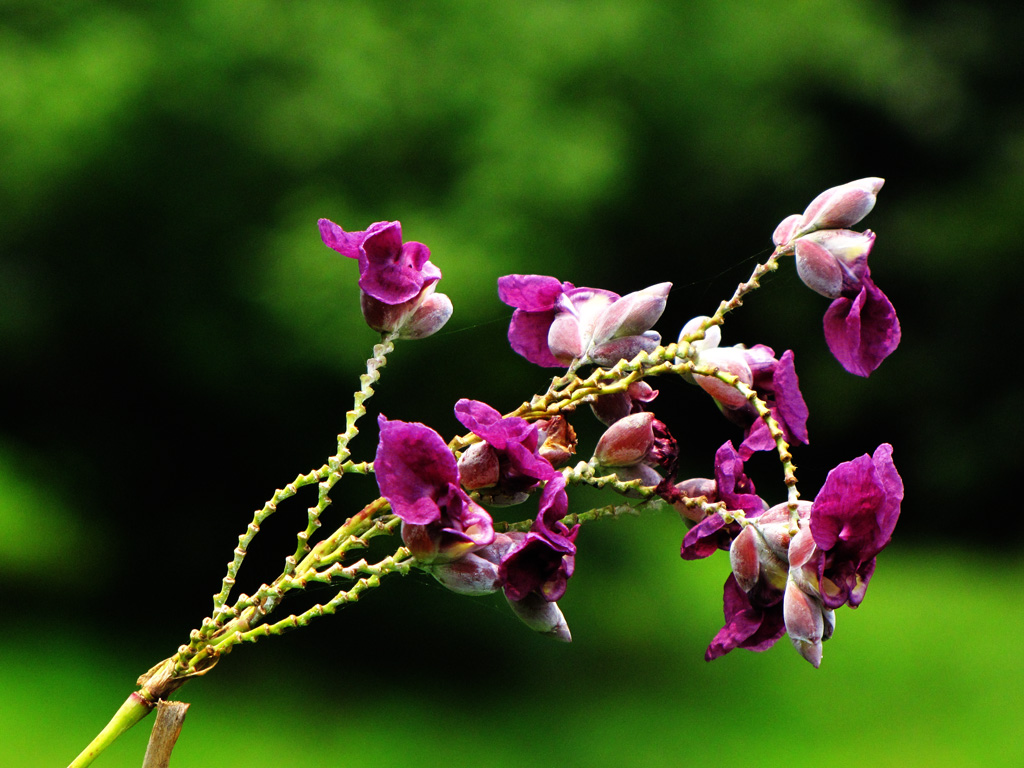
[692,346,753,409]
[397,290,453,339]
[671,477,717,523]
[547,312,584,362]
[592,412,655,467]
[730,526,760,593]
[360,283,453,339]
[590,282,672,346]
[772,213,803,248]
[678,315,721,352]
[506,592,572,642]
[798,177,884,236]
[426,552,501,596]
[457,442,500,490]
[794,238,843,298]
[589,331,661,366]
[783,577,826,668]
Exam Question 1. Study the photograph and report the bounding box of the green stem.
[67,693,154,768]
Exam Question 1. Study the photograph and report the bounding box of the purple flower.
[681,316,810,454]
[374,415,494,564]
[823,267,901,378]
[498,475,578,603]
[810,443,903,608]
[705,574,786,661]
[319,218,452,338]
[680,442,765,560]
[498,274,670,368]
[773,179,900,377]
[454,399,558,504]
[732,346,810,458]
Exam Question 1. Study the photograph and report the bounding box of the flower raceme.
[319,218,453,339]
[772,178,900,377]
[498,274,671,368]
[701,444,903,666]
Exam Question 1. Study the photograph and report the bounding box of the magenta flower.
[319,218,452,338]
[705,574,786,660]
[374,415,494,564]
[732,346,810,458]
[822,264,901,378]
[497,274,670,368]
[810,443,903,608]
[454,399,558,504]
[498,475,578,603]
[680,441,765,560]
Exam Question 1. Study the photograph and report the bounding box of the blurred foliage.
[1,0,1022,765]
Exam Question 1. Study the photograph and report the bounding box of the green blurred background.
[2,1,1022,765]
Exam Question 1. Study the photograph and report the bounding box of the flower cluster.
[321,184,903,665]
[375,407,576,640]
[683,443,902,666]
[319,218,453,339]
[771,178,900,376]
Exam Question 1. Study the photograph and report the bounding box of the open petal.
[823,278,900,377]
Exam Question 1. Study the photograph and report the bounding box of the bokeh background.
[2,1,1022,766]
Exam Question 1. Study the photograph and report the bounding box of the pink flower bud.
[678,315,721,352]
[359,283,453,339]
[670,477,716,523]
[457,442,500,490]
[693,347,753,409]
[783,577,825,668]
[794,238,843,298]
[397,290,453,340]
[590,282,672,347]
[592,412,656,467]
[772,213,803,248]
[730,526,760,593]
[427,553,502,596]
[547,311,584,362]
[506,592,572,642]
[798,177,884,235]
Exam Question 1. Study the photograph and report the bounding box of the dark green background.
[2,2,1021,766]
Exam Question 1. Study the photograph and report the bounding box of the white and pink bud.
[783,575,827,668]
[692,346,753,409]
[507,592,572,642]
[426,552,502,596]
[360,283,453,339]
[772,213,804,249]
[797,177,884,236]
[592,411,656,467]
[590,282,672,347]
[457,441,500,490]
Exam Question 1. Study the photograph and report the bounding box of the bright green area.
[5,537,1021,767]
[2,2,1022,767]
